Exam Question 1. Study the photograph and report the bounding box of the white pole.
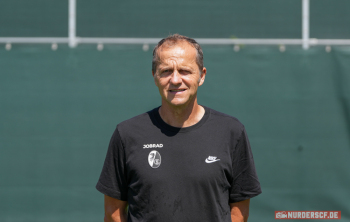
[69,0,77,48]
[302,0,310,49]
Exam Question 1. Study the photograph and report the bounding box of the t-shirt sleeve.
[229,127,262,203]
[96,128,128,201]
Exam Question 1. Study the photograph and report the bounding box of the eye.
[161,69,172,75]
[179,69,191,75]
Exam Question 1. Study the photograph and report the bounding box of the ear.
[198,67,207,86]
[152,70,158,86]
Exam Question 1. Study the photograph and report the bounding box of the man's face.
[152,41,206,107]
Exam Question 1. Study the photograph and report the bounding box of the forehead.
[157,41,197,66]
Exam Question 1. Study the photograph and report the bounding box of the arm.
[230,199,250,222]
[104,195,128,222]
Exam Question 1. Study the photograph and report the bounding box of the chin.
[168,101,185,106]
[163,94,194,107]
[167,99,191,107]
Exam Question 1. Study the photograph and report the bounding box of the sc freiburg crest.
[148,150,161,168]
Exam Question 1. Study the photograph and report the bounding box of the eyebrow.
[158,66,194,71]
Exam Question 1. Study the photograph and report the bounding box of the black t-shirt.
[96,106,262,222]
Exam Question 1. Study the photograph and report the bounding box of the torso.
[117,106,245,222]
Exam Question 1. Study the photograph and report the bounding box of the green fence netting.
[1,0,350,39]
[0,45,349,221]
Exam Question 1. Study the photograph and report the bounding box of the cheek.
[184,76,200,87]
[156,78,169,90]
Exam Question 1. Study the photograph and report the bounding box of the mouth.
[169,89,186,93]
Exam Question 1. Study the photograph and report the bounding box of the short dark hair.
[152,34,204,74]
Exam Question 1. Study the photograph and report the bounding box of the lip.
[168,89,187,94]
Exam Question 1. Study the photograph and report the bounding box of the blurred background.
[1,0,349,221]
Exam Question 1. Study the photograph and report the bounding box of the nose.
[170,70,182,85]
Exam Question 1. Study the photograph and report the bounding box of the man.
[96,34,262,222]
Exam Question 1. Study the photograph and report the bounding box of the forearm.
[231,214,248,222]
[230,199,250,222]
[104,212,127,222]
[104,195,128,222]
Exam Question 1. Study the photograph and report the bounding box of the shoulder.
[204,106,246,137]
[205,106,244,128]
[118,111,152,127]
[115,107,158,135]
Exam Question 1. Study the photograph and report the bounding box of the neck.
[159,98,205,128]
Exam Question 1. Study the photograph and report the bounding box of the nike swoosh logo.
[205,159,220,163]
